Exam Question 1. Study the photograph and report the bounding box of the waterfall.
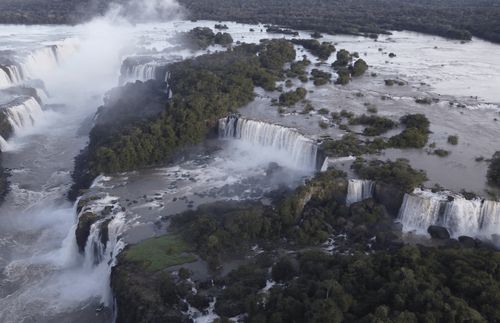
[0,135,10,152]
[218,116,318,170]
[1,97,44,133]
[76,193,128,305]
[21,43,76,79]
[0,65,24,88]
[119,57,169,85]
[398,188,500,240]
[346,179,374,205]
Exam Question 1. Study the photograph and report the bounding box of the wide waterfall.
[1,97,44,133]
[346,179,374,205]
[218,116,318,170]
[398,188,500,239]
[119,57,169,85]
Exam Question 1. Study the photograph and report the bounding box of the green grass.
[124,235,197,272]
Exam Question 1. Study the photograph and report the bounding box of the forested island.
[1,0,500,43]
[1,2,500,322]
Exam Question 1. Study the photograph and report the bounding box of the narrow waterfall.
[1,97,43,133]
[218,116,318,170]
[346,179,374,205]
[0,135,10,152]
[76,192,128,305]
[0,65,24,88]
[398,188,500,239]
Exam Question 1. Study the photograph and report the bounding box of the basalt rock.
[374,182,405,216]
[75,211,99,253]
[428,225,451,240]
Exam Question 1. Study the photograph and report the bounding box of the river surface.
[0,19,499,322]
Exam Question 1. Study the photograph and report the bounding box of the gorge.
[0,8,500,323]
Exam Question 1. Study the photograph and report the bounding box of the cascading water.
[346,179,374,206]
[398,188,500,240]
[218,116,318,170]
[0,65,24,88]
[1,97,44,133]
[21,43,77,79]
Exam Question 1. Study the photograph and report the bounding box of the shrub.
[447,135,459,145]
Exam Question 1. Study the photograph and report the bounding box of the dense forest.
[1,0,499,43]
[112,166,500,323]
[69,40,296,199]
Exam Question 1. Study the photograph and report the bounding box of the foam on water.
[398,188,500,240]
[219,116,318,170]
[346,179,375,206]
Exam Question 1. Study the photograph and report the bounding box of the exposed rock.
[75,211,99,253]
[374,183,405,215]
[458,235,476,248]
[428,225,451,240]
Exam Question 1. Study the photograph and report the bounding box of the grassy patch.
[124,235,197,272]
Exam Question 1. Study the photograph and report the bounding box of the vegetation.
[487,152,500,188]
[123,235,196,272]
[278,87,307,106]
[448,135,459,145]
[291,39,336,60]
[70,41,296,199]
[352,158,427,192]
[349,114,397,136]
[351,58,368,77]
[389,114,430,149]
[181,27,233,49]
[433,148,450,157]
[310,69,331,86]
[321,134,387,157]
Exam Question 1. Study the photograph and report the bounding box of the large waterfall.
[398,188,500,239]
[346,179,374,205]
[218,116,318,170]
[0,43,75,89]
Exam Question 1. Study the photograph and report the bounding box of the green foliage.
[487,152,500,188]
[279,87,307,106]
[433,148,450,157]
[351,58,368,77]
[291,39,336,60]
[389,114,430,149]
[311,68,331,86]
[184,27,216,49]
[335,68,351,85]
[247,246,500,322]
[352,158,427,192]
[321,134,387,157]
[214,32,233,46]
[124,235,196,272]
[448,135,459,145]
[70,41,296,199]
[332,49,351,69]
[349,114,397,136]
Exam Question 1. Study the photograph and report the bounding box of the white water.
[120,61,161,84]
[2,97,43,133]
[346,179,374,206]
[399,189,500,240]
[219,116,318,170]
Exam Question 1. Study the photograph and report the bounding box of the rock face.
[75,211,99,253]
[458,235,477,248]
[428,225,451,240]
[374,183,405,215]
[0,162,8,205]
